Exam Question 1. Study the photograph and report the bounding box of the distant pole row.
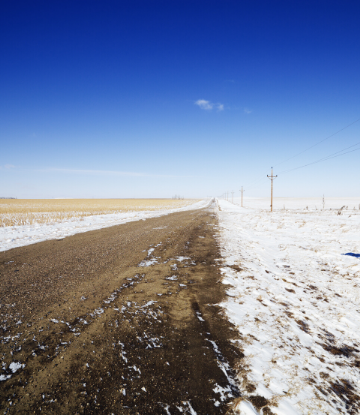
[219,168,277,212]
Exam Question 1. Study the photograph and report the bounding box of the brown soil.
[0,205,242,414]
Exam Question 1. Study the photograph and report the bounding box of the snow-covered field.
[0,199,209,252]
[217,198,360,414]
[233,196,360,211]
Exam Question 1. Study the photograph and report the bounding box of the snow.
[142,301,157,308]
[0,362,25,382]
[175,256,191,262]
[166,275,178,281]
[213,383,233,402]
[0,199,209,252]
[217,198,360,415]
[176,401,197,414]
[233,400,258,415]
[138,258,158,267]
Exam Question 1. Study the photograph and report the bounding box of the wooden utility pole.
[231,191,234,203]
[240,186,244,207]
[267,167,277,212]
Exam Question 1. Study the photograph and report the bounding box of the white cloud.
[195,99,213,110]
[244,108,252,114]
[195,99,224,111]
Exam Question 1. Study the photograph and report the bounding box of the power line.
[243,117,360,190]
[243,143,360,192]
[234,117,360,195]
[278,141,360,175]
[274,117,360,167]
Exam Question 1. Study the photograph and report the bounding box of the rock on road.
[0,202,242,414]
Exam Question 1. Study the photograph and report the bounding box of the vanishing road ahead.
[0,202,242,414]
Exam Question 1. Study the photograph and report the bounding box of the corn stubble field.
[0,199,195,227]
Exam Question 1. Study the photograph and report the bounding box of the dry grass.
[0,199,197,227]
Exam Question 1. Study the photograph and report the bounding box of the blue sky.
[1,0,359,198]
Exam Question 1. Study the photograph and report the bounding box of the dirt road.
[0,203,242,414]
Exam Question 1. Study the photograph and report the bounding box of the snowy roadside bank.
[216,199,360,415]
[0,199,209,252]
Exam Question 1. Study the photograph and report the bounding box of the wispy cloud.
[0,164,16,170]
[36,168,194,178]
[195,99,224,111]
[1,165,195,178]
[40,168,145,177]
[244,108,252,114]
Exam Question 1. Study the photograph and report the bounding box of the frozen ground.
[0,199,209,252]
[217,198,360,415]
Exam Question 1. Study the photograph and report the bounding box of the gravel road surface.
[0,202,242,414]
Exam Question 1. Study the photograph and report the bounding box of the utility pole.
[231,191,234,203]
[239,186,244,207]
[267,167,277,212]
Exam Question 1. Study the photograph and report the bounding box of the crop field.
[0,199,196,227]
